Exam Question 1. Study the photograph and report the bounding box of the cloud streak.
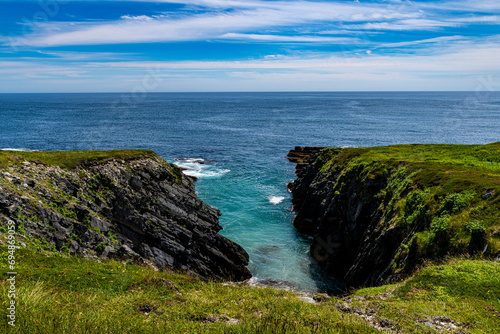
[7,1,421,47]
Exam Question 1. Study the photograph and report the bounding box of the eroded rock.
[0,151,251,281]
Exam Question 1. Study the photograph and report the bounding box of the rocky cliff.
[288,144,500,288]
[0,149,250,281]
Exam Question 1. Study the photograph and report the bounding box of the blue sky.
[0,0,499,92]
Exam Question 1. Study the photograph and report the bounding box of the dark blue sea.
[1,92,499,292]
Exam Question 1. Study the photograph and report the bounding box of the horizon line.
[0,90,486,94]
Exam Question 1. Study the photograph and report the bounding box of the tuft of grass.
[0,149,157,170]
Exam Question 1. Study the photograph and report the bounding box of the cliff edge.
[288,144,500,288]
[0,149,251,281]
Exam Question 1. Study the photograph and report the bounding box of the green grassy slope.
[315,143,500,273]
[0,149,157,170]
[0,247,499,333]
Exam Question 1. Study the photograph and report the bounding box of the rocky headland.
[288,144,500,288]
[0,149,250,281]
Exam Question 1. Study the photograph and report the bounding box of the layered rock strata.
[288,144,500,288]
[0,150,251,281]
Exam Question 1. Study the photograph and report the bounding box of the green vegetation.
[1,246,499,333]
[316,143,500,274]
[0,149,156,170]
[352,258,500,333]
[0,247,378,334]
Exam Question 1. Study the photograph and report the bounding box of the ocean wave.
[0,148,35,152]
[182,168,230,179]
[175,157,212,165]
[173,158,229,179]
[268,196,285,205]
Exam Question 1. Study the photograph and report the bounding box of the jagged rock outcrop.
[288,144,500,288]
[0,150,251,281]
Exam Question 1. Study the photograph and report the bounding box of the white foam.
[175,158,206,164]
[173,158,229,179]
[269,196,285,205]
[182,168,230,178]
[0,148,34,152]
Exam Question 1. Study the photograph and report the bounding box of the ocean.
[1,92,499,292]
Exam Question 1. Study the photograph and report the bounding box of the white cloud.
[377,36,465,48]
[450,15,500,23]
[70,39,498,74]
[2,1,499,92]
[0,61,86,78]
[220,33,362,43]
[1,40,499,92]
[416,0,500,12]
[344,19,459,31]
[120,15,155,22]
[7,1,422,47]
[7,0,499,48]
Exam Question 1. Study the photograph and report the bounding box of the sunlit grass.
[0,149,157,170]
[0,247,377,333]
[1,247,499,333]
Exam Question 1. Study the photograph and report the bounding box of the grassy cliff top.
[332,142,500,167]
[313,142,500,278]
[319,142,500,190]
[0,149,157,170]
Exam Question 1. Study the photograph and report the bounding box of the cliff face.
[0,150,250,281]
[288,144,500,288]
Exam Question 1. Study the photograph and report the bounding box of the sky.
[0,0,499,92]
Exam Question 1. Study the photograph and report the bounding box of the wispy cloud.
[3,40,499,91]
[343,19,460,31]
[6,1,421,47]
[377,36,466,48]
[220,33,362,44]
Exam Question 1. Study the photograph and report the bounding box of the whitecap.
[173,158,229,179]
[0,148,34,152]
[182,168,230,179]
[268,196,285,205]
[175,157,208,164]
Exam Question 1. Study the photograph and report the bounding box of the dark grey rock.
[378,318,393,328]
[117,244,140,259]
[101,245,116,258]
[0,153,250,281]
[69,240,80,254]
[482,192,493,200]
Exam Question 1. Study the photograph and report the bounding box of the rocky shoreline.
[0,150,251,281]
[287,144,500,288]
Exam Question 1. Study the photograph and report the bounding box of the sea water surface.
[1,92,499,292]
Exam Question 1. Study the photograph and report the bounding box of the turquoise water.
[1,92,500,292]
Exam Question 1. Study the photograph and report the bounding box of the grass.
[352,258,500,333]
[0,149,157,170]
[1,246,499,333]
[315,142,500,276]
[0,247,377,334]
